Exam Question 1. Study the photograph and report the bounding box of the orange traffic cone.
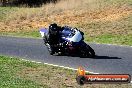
[77,66,85,76]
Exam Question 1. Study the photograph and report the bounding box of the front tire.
[43,35,48,45]
[46,44,55,55]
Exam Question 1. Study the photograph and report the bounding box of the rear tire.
[80,45,95,58]
[87,45,95,58]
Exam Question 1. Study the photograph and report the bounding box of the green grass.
[0,56,47,88]
[0,31,41,38]
[0,55,132,87]
[0,7,19,21]
[0,55,79,87]
[0,7,40,21]
[85,34,132,46]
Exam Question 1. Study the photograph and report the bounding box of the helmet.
[49,23,58,33]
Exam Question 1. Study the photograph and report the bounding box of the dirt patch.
[0,4,131,33]
[17,65,132,88]
[94,7,132,22]
[49,6,132,25]
[20,6,132,29]
[17,67,77,88]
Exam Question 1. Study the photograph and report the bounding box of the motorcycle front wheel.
[46,44,55,55]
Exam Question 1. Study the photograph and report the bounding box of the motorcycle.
[39,26,95,58]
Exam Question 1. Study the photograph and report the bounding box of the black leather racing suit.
[47,26,63,50]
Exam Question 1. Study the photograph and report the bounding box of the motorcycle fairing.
[40,27,83,42]
[39,28,48,37]
[66,31,82,42]
[61,28,83,42]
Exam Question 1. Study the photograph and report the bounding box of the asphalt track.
[0,36,132,75]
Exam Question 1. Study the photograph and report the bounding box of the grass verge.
[0,55,47,88]
[0,55,132,88]
[0,31,41,38]
[85,34,132,46]
[0,0,132,46]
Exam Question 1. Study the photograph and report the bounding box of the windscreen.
[67,31,82,42]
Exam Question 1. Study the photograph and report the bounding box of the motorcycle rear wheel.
[80,45,95,58]
[87,45,95,58]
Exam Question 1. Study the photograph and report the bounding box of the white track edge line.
[21,59,99,74]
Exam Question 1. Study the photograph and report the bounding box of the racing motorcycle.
[39,26,95,58]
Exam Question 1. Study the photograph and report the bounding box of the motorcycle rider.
[47,23,63,54]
